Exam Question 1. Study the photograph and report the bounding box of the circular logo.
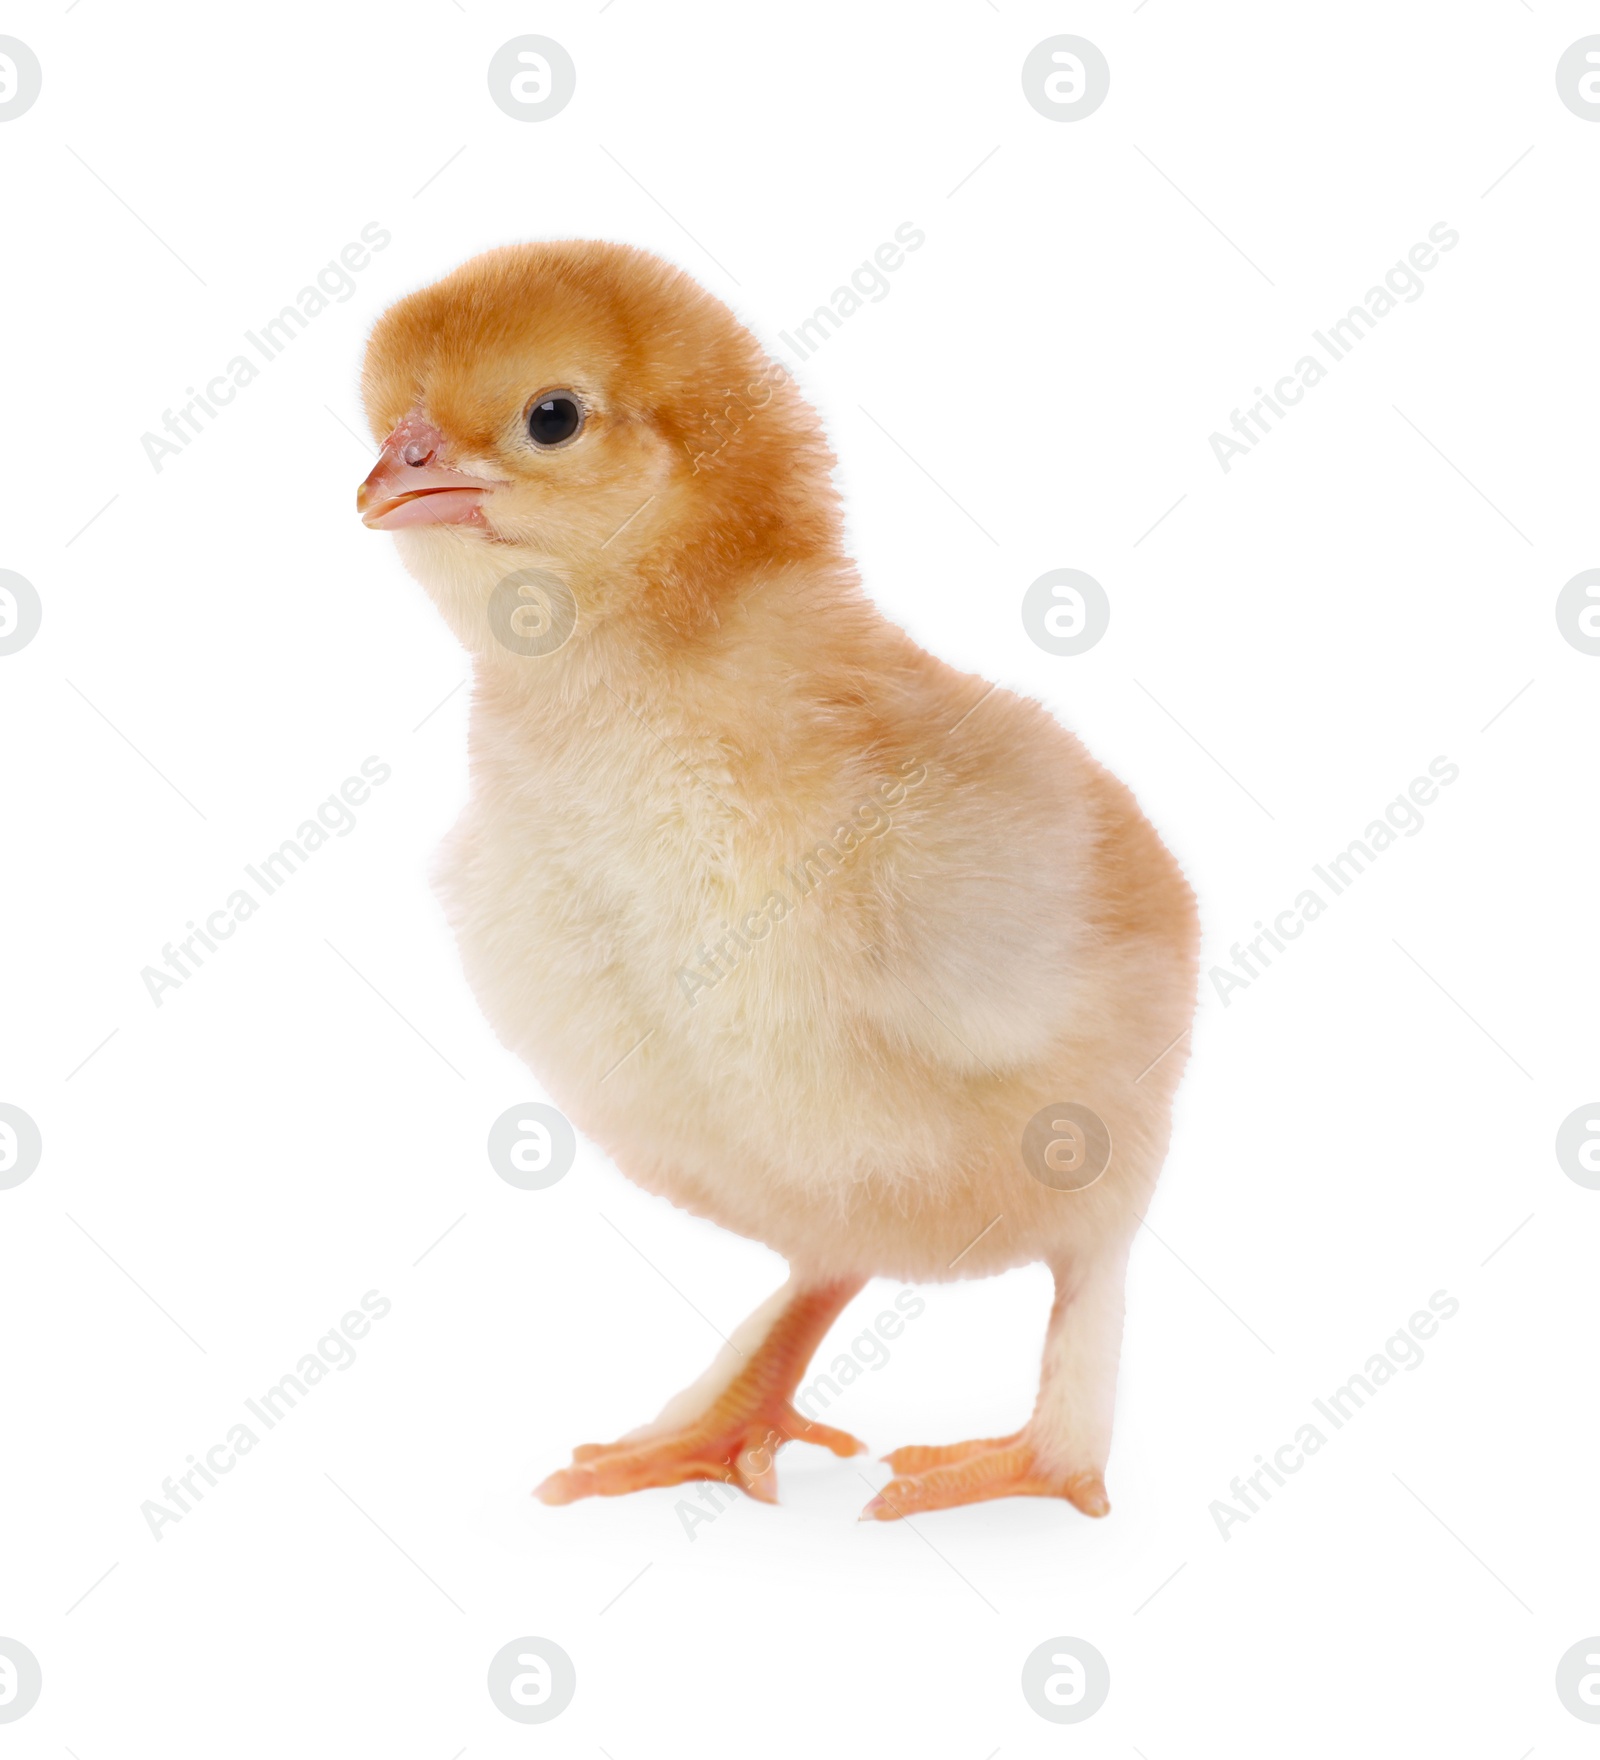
[1022,1102,1112,1192]
[488,569,577,658]
[487,1636,575,1723]
[488,37,576,122]
[1556,1103,1600,1190]
[1556,38,1600,120]
[0,1637,42,1723]
[1021,569,1109,656]
[488,1102,576,1190]
[0,1104,42,1192]
[0,572,42,656]
[0,39,42,122]
[1556,1637,1600,1721]
[1021,1635,1109,1723]
[1022,37,1110,122]
[1555,568,1600,654]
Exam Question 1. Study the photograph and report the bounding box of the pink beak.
[357,414,505,530]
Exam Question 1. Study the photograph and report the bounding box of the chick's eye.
[527,392,583,447]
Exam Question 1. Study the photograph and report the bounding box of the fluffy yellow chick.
[357,242,1198,1520]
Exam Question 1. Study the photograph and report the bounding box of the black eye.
[527,392,583,447]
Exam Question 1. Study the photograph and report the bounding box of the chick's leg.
[536,1274,866,1505]
[863,1248,1128,1521]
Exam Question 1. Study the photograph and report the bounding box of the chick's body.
[359,241,1198,1519]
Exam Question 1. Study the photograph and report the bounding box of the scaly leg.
[537,1274,866,1505]
[863,1248,1129,1520]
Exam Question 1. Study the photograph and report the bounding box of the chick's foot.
[861,1432,1109,1521]
[536,1400,864,1506]
[535,1276,867,1506]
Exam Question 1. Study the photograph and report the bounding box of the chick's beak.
[358,415,505,530]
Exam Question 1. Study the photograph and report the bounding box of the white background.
[2,1,1597,1753]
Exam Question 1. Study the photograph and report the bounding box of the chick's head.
[358,240,841,650]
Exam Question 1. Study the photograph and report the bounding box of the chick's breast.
[437,612,1195,1280]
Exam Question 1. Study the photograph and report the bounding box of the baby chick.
[357,242,1198,1520]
